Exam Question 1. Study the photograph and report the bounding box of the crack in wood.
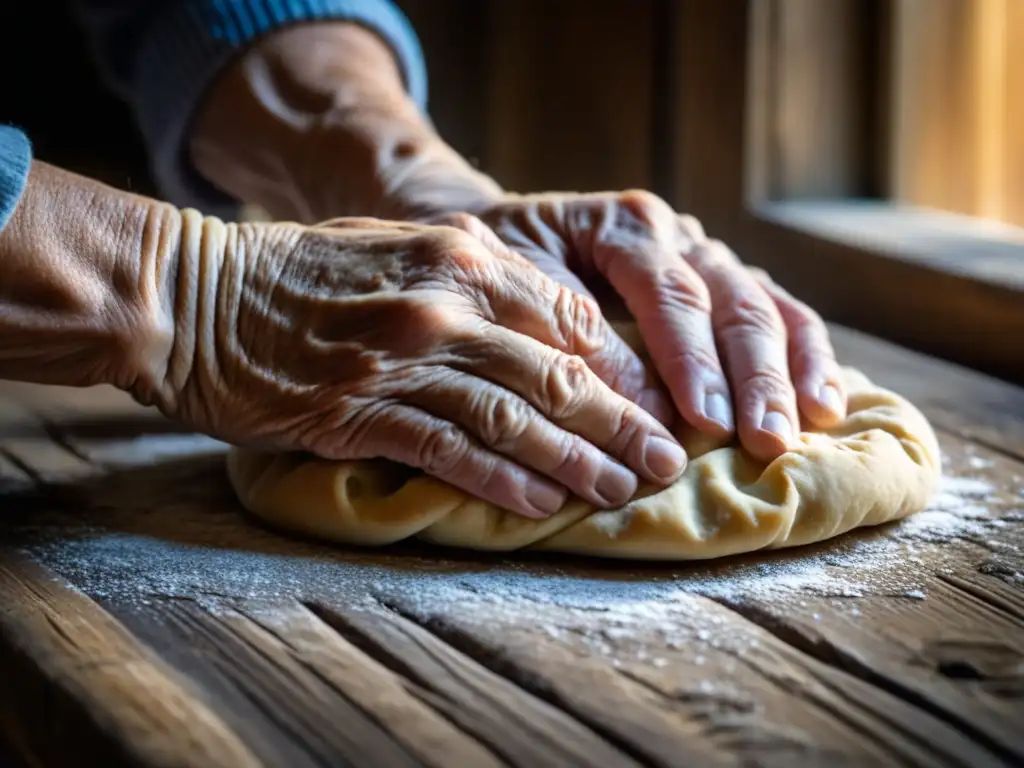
[365,596,878,767]
[233,600,506,768]
[0,448,42,486]
[38,421,96,467]
[936,573,1024,625]
[704,596,1017,766]
[368,599,686,768]
[307,599,648,768]
[154,598,427,768]
[0,556,260,768]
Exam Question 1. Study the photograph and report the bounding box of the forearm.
[0,162,176,392]
[189,22,502,223]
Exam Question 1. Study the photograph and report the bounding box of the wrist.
[189,22,502,223]
[0,162,176,391]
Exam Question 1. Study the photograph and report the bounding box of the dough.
[227,325,941,560]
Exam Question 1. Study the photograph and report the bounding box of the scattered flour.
[15,466,1020,670]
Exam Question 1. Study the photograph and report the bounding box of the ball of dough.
[227,326,941,560]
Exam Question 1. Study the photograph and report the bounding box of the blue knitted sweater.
[0,0,426,231]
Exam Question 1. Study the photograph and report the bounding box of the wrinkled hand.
[142,213,687,518]
[449,191,847,462]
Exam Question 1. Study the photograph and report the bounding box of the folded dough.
[227,326,941,560]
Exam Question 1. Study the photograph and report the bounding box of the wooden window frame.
[664,0,1024,384]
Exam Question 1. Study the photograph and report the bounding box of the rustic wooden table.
[0,325,1022,768]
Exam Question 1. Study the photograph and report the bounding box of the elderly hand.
[0,162,687,517]
[188,22,844,463]
[423,193,847,463]
[137,211,688,519]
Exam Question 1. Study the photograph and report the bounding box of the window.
[663,0,1024,383]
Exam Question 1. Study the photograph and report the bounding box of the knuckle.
[656,267,712,315]
[687,239,740,271]
[429,228,489,269]
[716,294,783,337]
[556,286,605,353]
[475,393,531,450]
[790,335,837,373]
[677,213,706,242]
[743,368,795,399]
[396,299,459,338]
[790,346,835,378]
[789,300,826,332]
[662,347,724,378]
[417,424,471,476]
[554,434,598,481]
[746,265,772,285]
[543,352,592,419]
[618,189,669,219]
[436,212,482,233]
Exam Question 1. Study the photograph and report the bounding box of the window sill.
[757,200,1024,290]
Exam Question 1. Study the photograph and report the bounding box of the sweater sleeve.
[0,127,32,234]
[71,0,427,219]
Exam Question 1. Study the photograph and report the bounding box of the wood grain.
[747,0,876,202]
[671,0,1024,382]
[378,591,991,766]
[313,602,639,767]
[0,327,1023,766]
[482,0,655,193]
[827,324,1024,460]
[889,0,1024,227]
[0,552,258,768]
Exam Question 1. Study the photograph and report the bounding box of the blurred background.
[1,0,1022,379]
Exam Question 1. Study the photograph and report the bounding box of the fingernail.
[760,410,793,445]
[703,391,734,431]
[594,460,638,507]
[524,480,566,517]
[818,384,844,416]
[642,436,687,484]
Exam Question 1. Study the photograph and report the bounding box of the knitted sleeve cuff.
[130,0,427,218]
[0,126,32,234]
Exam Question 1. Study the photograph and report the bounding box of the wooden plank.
[707,435,1024,765]
[827,324,1024,460]
[0,393,97,486]
[239,602,502,768]
[721,575,1024,763]
[311,602,639,767]
[747,0,875,202]
[669,0,1024,381]
[0,551,258,768]
[118,598,478,768]
[889,0,1023,227]
[324,600,729,767]
[482,0,654,192]
[376,590,1003,767]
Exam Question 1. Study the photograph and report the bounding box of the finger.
[437,221,675,423]
[457,320,688,487]
[405,368,637,507]
[433,215,675,432]
[349,402,567,519]
[687,241,798,462]
[749,269,846,426]
[491,254,674,424]
[586,192,734,436]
